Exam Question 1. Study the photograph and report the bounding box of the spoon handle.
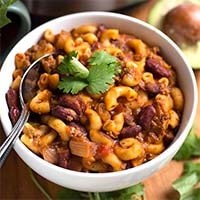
[0,107,30,168]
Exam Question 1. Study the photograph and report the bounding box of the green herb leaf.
[174,126,200,160]
[173,173,199,198]
[58,77,88,94]
[88,51,121,74]
[57,51,121,95]
[172,162,200,200]
[0,0,16,28]
[183,162,200,177]
[58,51,89,79]
[86,63,116,94]
[56,188,83,200]
[182,188,200,200]
[87,51,121,94]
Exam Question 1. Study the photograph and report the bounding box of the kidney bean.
[96,24,106,38]
[6,88,21,124]
[6,88,19,109]
[59,94,86,115]
[119,124,142,139]
[145,82,160,97]
[137,105,156,130]
[51,105,79,122]
[9,106,20,125]
[145,58,171,78]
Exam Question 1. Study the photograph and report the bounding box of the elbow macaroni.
[103,112,124,136]
[7,23,184,173]
[85,108,102,130]
[41,115,71,141]
[104,86,138,111]
[114,138,143,161]
[29,89,52,114]
[127,38,147,59]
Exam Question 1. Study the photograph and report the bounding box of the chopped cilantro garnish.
[58,50,121,95]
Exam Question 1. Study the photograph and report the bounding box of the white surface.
[0,12,198,192]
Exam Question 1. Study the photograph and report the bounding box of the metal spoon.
[0,53,54,167]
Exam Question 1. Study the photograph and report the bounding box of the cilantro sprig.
[58,50,121,95]
[0,0,16,28]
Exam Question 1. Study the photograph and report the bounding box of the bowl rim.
[0,11,198,180]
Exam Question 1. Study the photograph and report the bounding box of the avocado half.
[147,0,200,69]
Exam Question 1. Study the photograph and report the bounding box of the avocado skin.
[147,0,200,69]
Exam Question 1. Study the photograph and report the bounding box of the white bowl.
[0,12,198,192]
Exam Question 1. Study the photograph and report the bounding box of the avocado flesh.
[181,42,200,69]
[148,0,200,69]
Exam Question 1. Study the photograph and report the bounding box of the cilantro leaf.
[87,51,121,94]
[58,51,89,79]
[88,50,121,73]
[57,51,121,95]
[58,77,88,94]
[173,172,199,200]
[0,0,16,28]
[172,162,200,200]
[174,126,200,160]
[86,62,116,94]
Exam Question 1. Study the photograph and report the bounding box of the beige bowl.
[0,12,198,192]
